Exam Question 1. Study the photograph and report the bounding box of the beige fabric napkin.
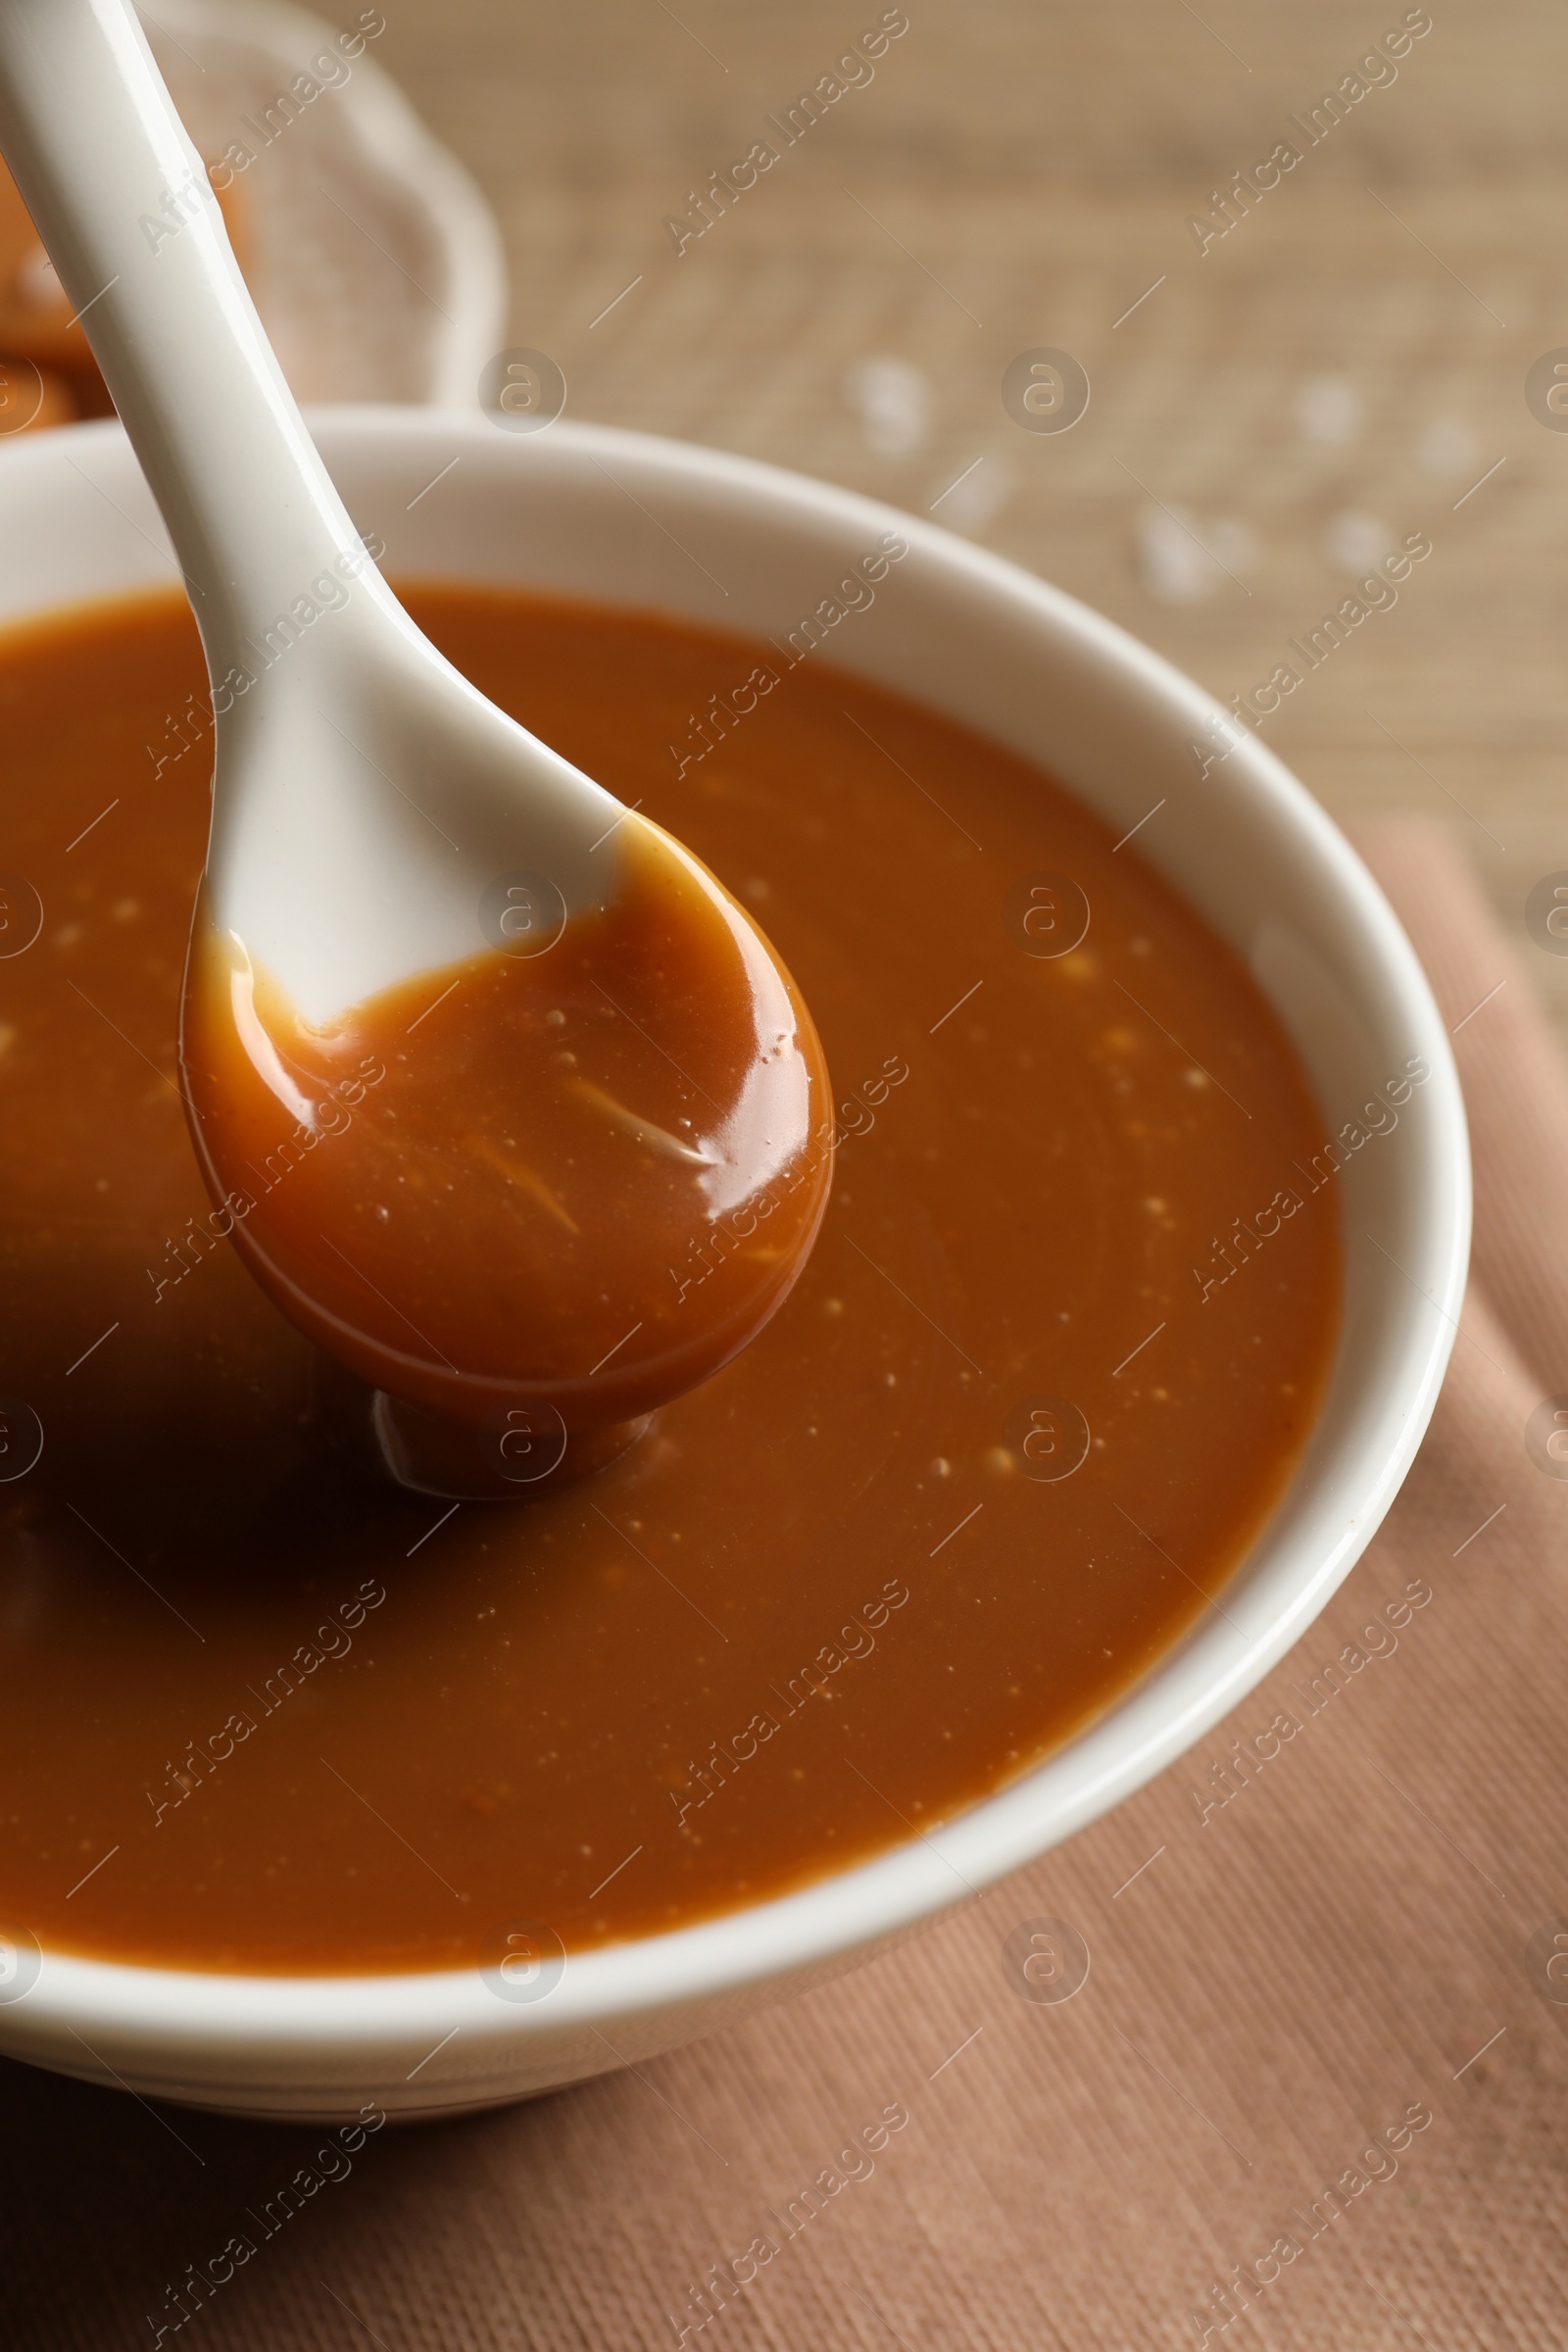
[9,815,1568,2352]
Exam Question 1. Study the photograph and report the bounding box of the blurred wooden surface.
[356,0,1568,1040]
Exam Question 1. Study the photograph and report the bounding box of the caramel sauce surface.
[0,584,1338,1972]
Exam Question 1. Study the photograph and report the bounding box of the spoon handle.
[0,0,388,677]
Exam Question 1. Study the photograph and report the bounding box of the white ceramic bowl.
[0,410,1469,2121]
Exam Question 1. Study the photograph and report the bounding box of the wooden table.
[366,0,1568,1059]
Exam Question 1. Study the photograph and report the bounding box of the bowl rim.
[0,407,1470,2057]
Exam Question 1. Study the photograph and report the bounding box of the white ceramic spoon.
[0,0,635,1021]
[0,0,833,1490]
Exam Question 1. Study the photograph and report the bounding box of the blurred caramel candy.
[0,157,245,406]
[0,355,76,435]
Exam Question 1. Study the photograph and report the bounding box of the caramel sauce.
[0,584,1339,1973]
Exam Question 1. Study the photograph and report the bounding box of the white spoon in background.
[0,0,834,1495]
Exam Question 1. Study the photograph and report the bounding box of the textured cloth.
[9,815,1568,2351]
